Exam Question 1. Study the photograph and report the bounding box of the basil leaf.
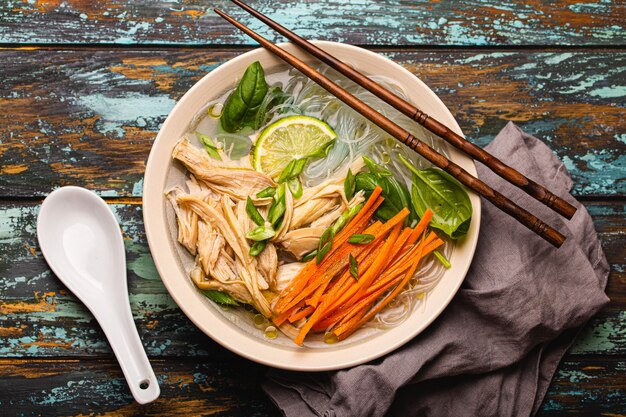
[253,86,286,130]
[196,132,222,161]
[256,186,276,199]
[344,168,356,201]
[220,61,269,133]
[349,254,359,281]
[347,233,375,244]
[355,171,413,224]
[410,169,472,239]
[363,155,392,177]
[249,240,267,257]
[246,225,275,241]
[355,172,378,195]
[201,290,239,306]
[246,196,265,226]
[287,177,303,199]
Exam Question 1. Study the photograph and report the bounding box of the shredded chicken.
[173,138,275,202]
[169,139,368,322]
[166,186,198,255]
[257,242,278,289]
[279,226,325,259]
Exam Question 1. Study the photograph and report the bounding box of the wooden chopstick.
[214,8,566,248]
[229,0,577,221]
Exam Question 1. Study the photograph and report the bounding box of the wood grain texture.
[0,0,624,46]
[1,49,624,198]
[0,358,623,416]
[0,200,623,358]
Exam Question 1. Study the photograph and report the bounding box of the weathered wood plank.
[0,358,278,416]
[0,358,623,416]
[0,49,624,198]
[0,0,624,46]
[538,359,626,416]
[0,200,623,357]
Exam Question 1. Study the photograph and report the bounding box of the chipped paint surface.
[0,0,624,46]
[0,200,623,359]
[1,50,624,197]
[0,1,624,414]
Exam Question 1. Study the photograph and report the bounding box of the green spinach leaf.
[220,61,269,133]
[410,169,472,239]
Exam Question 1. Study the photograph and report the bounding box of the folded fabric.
[263,122,610,417]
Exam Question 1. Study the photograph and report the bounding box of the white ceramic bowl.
[143,41,480,371]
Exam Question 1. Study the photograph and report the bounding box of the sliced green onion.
[249,240,267,257]
[347,233,375,244]
[246,196,265,226]
[275,183,286,200]
[344,168,356,201]
[433,250,451,269]
[277,159,297,183]
[318,226,335,252]
[246,225,275,241]
[300,250,317,263]
[330,202,363,236]
[268,195,286,226]
[196,132,222,160]
[288,176,303,199]
[349,253,359,281]
[291,158,307,177]
[207,102,223,118]
[201,290,239,306]
[256,186,276,199]
[316,241,332,265]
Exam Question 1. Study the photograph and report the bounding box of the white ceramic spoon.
[37,186,160,404]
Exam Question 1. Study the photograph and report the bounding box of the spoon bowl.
[37,186,160,404]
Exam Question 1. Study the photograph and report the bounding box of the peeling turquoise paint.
[76,92,175,137]
[571,311,626,354]
[588,85,626,98]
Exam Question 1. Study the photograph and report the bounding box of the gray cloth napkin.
[263,122,610,417]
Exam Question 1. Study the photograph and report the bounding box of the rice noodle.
[182,64,453,334]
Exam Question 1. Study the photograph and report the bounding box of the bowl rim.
[143,40,481,371]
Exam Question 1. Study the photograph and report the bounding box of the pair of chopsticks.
[215,1,576,248]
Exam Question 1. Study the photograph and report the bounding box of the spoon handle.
[96,301,160,404]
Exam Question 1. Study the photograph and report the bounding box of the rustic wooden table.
[1,1,624,415]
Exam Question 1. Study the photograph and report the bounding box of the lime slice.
[253,115,337,179]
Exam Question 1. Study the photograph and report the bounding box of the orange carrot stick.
[336,235,427,340]
[273,189,383,312]
[288,305,315,323]
[327,222,402,313]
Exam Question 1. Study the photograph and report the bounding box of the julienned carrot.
[364,236,443,299]
[273,188,383,312]
[273,196,385,314]
[288,305,314,323]
[306,278,330,307]
[331,186,383,244]
[384,232,439,280]
[335,234,428,340]
[273,300,305,326]
[277,237,382,314]
[292,234,393,345]
[325,223,402,314]
[392,209,434,262]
